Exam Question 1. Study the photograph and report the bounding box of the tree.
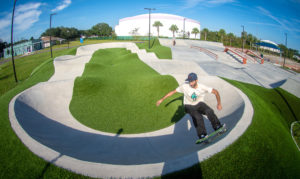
[202,28,209,41]
[91,23,112,37]
[0,39,7,58]
[129,28,139,40]
[169,24,179,37]
[218,29,226,43]
[153,21,163,37]
[227,33,235,46]
[191,28,200,39]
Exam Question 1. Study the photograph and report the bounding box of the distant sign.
[80,38,84,43]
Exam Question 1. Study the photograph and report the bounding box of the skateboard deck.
[196,123,227,144]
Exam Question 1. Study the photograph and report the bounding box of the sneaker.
[195,134,208,144]
[199,134,208,139]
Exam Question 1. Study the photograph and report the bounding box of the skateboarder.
[156,73,224,140]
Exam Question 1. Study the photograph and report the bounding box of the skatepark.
[8,39,300,178]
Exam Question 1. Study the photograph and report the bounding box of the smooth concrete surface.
[160,38,300,98]
[9,42,253,178]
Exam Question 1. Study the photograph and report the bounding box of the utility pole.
[283,33,287,68]
[11,0,18,83]
[50,13,57,58]
[183,18,186,39]
[144,8,155,49]
[241,25,244,52]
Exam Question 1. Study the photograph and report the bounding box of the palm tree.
[169,24,179,37]
[202,28,209,41]
[227,33,235,46]
[153,21,163,37]
[218,29,226,43]
[191,28,200,39]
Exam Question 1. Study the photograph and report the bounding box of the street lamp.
[283,33,287,68]
[50,13,57,58]
[241,25,244,52]
[183,18,186,39]
[11,0,18,83]
[144,8,156,49]
[67,30,70,48]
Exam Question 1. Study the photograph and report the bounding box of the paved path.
[159,39,300,98]
[9,42,253,178]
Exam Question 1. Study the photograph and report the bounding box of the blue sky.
[1,0,300,51]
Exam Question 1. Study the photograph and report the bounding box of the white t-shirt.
[176,83,213,105]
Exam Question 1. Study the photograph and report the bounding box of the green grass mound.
[292,122,300,149]
[70,48,183,134]
[136,38,172,59]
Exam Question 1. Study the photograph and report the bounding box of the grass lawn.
[136,38,172,59]
[70,48,183,134]
[0,47,90,178]
[0,47,77,96]
[0,43,299,178]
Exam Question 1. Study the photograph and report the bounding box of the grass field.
[0,43,299,178]
[70,48,183,134]
[136,38,172,59]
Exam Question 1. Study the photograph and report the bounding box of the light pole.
[183,18,186,39]
[50,13,57,58]
[144,8,155,49]
[241,25,244,52]
[67,30,70,48]
[283,33,287,68]
[11,0,18,83]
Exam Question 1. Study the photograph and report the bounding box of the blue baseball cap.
[185,73,198,82]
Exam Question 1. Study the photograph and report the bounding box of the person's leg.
[195,102,221,130]
[185,105,207,138]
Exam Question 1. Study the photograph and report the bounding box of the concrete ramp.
[9,42,253,178]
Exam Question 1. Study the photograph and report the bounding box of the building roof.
[41,36,65,42]
[119,13,200,25]
[256,40,280,50]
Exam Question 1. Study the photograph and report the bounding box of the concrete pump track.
[9,40,257,178]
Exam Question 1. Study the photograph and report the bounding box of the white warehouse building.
[115,13,201,39]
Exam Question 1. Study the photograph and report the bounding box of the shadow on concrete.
[270,79,286,88]
[14,90,244,176]
[226,51,243,64]
[161,103,203,178]
[241,69,265,87]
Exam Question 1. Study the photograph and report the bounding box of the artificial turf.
[69,48,183,134]
[0,47,90,178]
[136,38,172,59]
[0,43,299,178]
[292,122,300,149]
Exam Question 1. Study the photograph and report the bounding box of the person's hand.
[217,103,222,111]
[156,99,163,107]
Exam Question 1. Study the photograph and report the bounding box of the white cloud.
[0,17,10,31]
[52,0,72,12]
[256,6,300,36]
[0,2,43,42]
[0,2,43,32]
[257,6,292,32]
[182,0,235,9]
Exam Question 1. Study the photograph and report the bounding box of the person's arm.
[211,89,222,110]
[156,89,177,107]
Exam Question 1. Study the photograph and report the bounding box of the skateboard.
[195,123,227,144]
